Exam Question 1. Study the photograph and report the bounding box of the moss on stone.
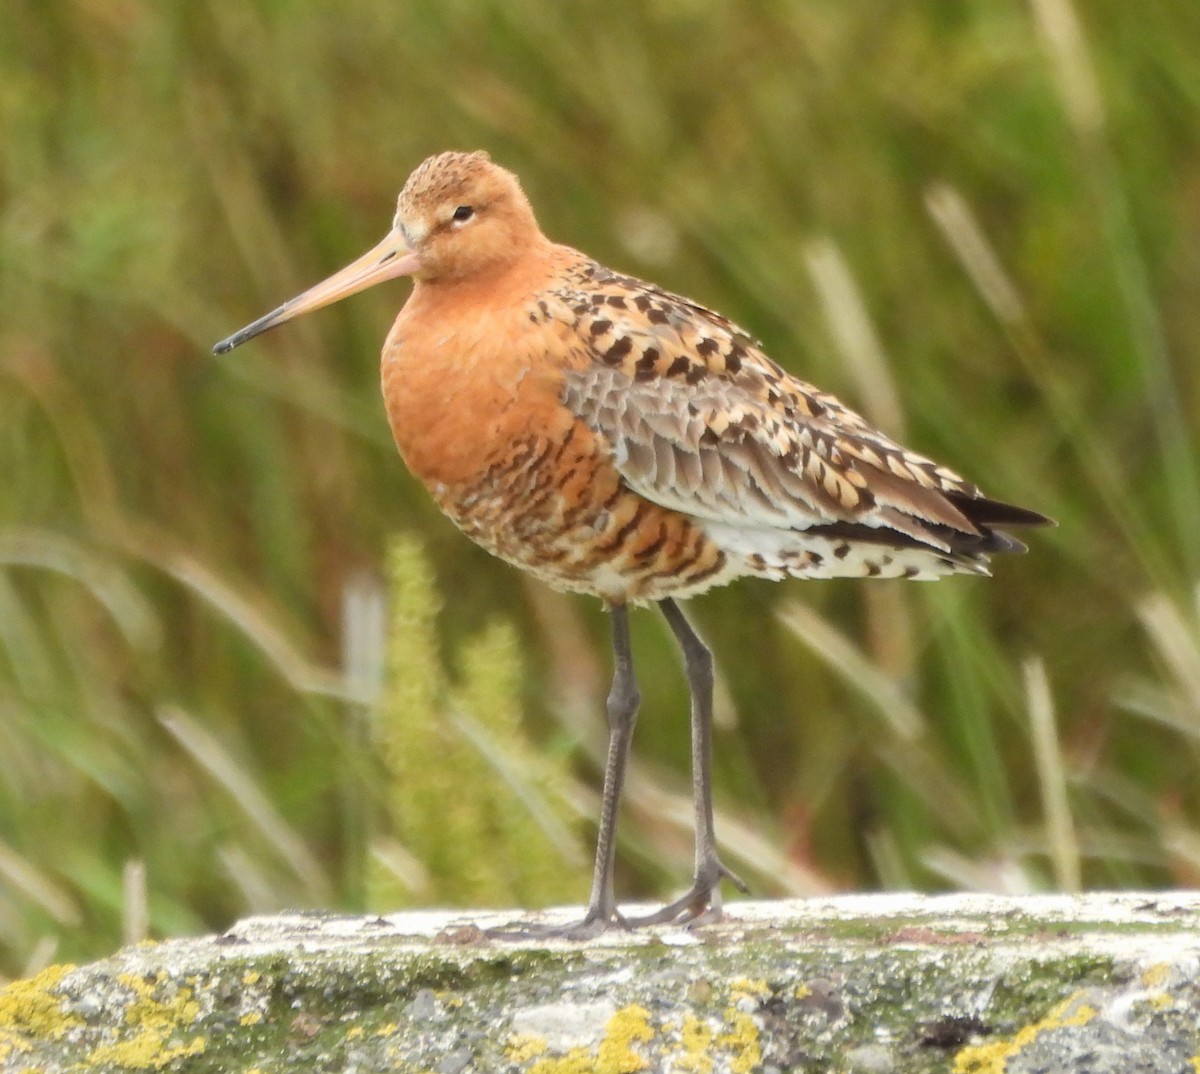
[953,993,1100,1073]
[4,897,1200,1072]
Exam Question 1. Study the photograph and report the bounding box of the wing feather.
[550,260,1050,556]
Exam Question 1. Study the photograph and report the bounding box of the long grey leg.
[629,598,746,925]
[579,602,640,926]
[488,599,742,939]
[488,602,639,939]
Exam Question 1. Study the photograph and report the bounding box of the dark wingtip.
[1000,506,1056,528]
[944,493,1054,556]
[948,492,1055,529]
[982,529,1029,555]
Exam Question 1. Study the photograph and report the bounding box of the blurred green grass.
[2,0,1199,977]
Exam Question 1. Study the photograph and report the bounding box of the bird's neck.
[410,235,559,310]
[379,240,581,495]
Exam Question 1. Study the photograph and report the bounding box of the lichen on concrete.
[0,964,83,1065]
[2,894,1200,1072]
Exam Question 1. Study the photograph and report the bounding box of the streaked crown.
[394,150,544,282]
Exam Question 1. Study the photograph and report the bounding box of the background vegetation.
[2,0,1199,979]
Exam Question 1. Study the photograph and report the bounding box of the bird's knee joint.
[684,640,713,683]
[606,683,641,728]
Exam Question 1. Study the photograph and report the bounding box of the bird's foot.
[486,859,748,938]
[485,904,629,941]
[624,859,749,928]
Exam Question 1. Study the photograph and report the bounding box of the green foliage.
[1,0,1199,978]
[367,536,580,910]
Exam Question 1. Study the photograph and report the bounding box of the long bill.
[212,229,420,354]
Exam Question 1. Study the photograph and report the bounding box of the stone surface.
[2,893,1200,1072]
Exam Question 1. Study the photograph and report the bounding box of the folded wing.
[553,262,1051,560]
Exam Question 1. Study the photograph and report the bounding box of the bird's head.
[213,150,541,355]
[394,150,541,282]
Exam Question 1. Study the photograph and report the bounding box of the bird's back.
[380,246,1048,605]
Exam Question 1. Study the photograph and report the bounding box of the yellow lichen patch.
[239,1011,263,1026]
[1190,1054,1200,1074]
[528,1050,594,1074]
[718,1011,762,1074]
[506,1032,549,1064]
[597,1004,653,1073]
[953,1036,1018,1074]
[729,978,770,1000]
[677,1013,715,1074]
[0,1031,31,1064]
[953,993,1097,1074]
[86,1033,205,1069]
[82,971,205,1071]
[0,964,82,1042]
[375,1021,399,1037]
[242,970,262,987]
[1139,963,1170,989]
[117,972,201,1028]
[521,1005,654,1074]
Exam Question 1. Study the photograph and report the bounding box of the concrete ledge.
[2,893,1199,1072]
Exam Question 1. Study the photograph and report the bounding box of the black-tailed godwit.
[215,150,1051,936]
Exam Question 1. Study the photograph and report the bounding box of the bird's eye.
[451,205,475,223]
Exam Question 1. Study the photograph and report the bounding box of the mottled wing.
[553,261,1038,557]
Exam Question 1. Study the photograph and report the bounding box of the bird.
[214,150,1051,937]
